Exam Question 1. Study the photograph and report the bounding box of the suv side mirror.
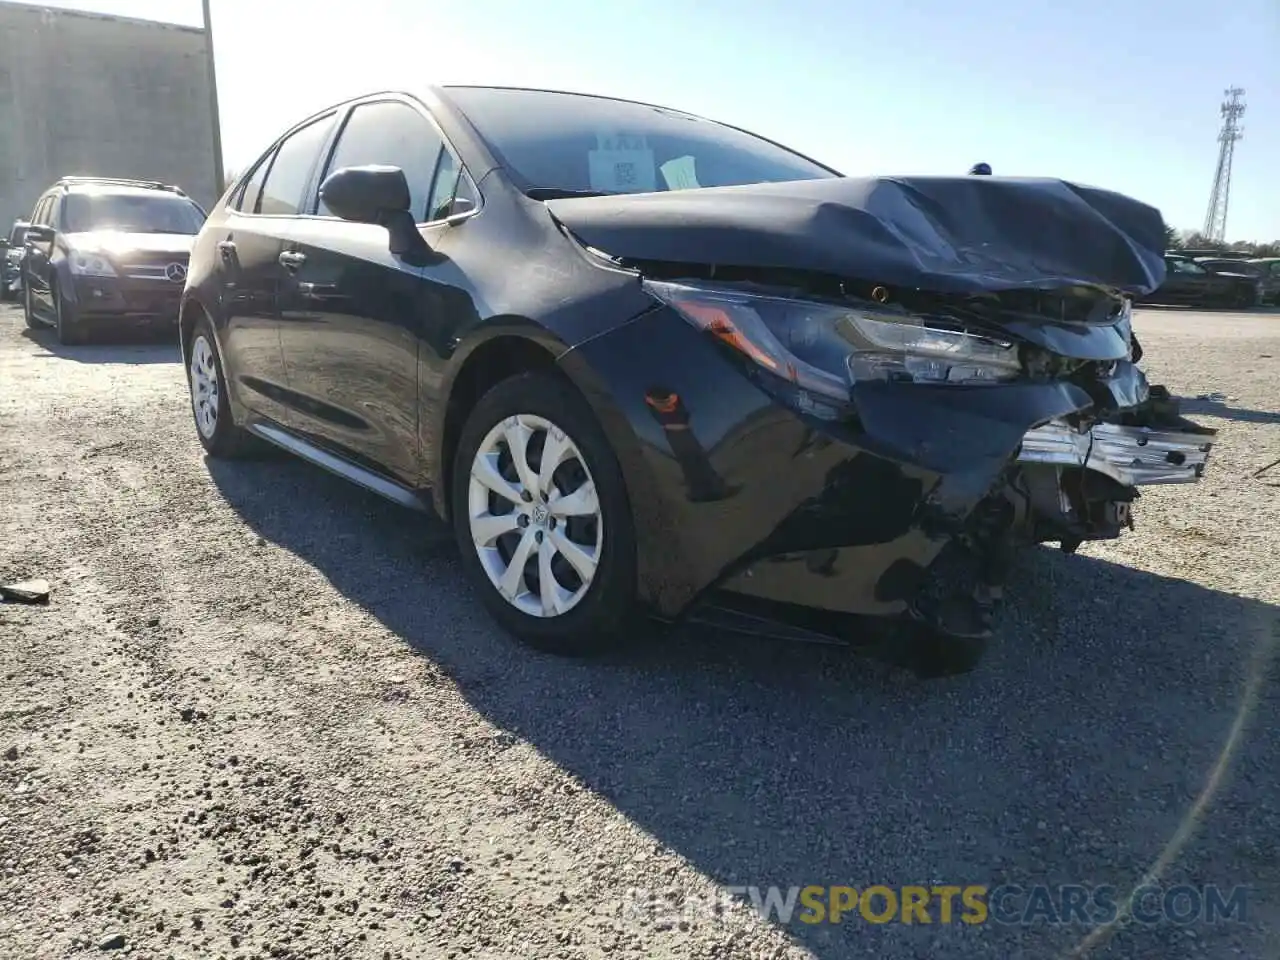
[320,164,427,258]
[24,225,54,243]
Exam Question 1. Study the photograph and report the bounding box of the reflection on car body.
[179,85,1215,676]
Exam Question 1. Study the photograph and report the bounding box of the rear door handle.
[278,250,307,270]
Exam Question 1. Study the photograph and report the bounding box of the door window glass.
[317,101,444,221]
[235,151,272,214]
[258,114,335,216]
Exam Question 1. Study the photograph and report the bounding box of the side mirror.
[320,164,426,257]
[24,225,54,243]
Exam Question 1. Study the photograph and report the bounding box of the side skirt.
[245,421,432,513]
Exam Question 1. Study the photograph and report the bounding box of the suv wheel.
[187,318,257,458]
[52,280,85,344]
[451,372,639,656]
[22,281,41,331]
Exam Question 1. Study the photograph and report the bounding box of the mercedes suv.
[20,176,207,343]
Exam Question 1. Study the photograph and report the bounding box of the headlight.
[68,252,117,278]
[644,280,1022,416]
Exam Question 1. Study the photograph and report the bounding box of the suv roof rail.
[54,175,188,197]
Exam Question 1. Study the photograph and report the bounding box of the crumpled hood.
[546,175,1169,296]
[64,231,195,259]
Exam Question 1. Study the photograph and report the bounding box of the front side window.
[445,86,840,197]
[61,192,206,235]
[1169,259,1206,275]
[316,100,444,221]
[257,114,336,216]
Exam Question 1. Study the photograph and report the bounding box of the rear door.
[276,97,455,483]
[213,113,337,427]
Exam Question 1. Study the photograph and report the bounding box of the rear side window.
[257,114,335,216]
[234,155,271,214]
[316,100,444,221]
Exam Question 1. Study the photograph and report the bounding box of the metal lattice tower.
[1202,87,1246,242]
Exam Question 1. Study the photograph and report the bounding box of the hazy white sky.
[20,0,1280,240]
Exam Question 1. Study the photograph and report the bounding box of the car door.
[276,97,459,484]
[1162,258,1210,302]
[23,195,55,316]
[213,113,337,428]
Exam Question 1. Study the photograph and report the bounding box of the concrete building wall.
[0,2,219,230]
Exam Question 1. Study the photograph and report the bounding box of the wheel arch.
[430,328,576,521]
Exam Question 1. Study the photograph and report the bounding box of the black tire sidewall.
[53,279,83,344]
[450,371,638,655]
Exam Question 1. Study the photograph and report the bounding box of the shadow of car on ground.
[206,452,1279,960]
[18,321,179,365]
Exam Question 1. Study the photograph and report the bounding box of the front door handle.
[216,240,236,261]
[278,250,307,271]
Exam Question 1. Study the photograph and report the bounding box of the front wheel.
[53,280,86,344]
[451,371,639,656]
[22,281,42,331]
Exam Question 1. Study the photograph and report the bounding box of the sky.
[21,0,1280,241]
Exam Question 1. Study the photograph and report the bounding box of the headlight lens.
[69,252,117,278]
[644,280,1022,414]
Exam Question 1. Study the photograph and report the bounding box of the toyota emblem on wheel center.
[165,262,187,283]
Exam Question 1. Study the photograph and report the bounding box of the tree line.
[1163,224,1279,258]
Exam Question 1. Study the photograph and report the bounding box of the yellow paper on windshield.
[660,156,701,191]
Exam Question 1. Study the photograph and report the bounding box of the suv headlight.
[68,252,117,278]
[644,280,1021,416]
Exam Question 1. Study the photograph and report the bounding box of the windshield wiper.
[525,188,613,201]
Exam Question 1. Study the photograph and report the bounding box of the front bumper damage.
[1019,419,1213,487]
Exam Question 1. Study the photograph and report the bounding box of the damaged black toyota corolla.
[182,85,1215,675]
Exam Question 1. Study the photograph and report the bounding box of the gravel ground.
[0,302,1276,960]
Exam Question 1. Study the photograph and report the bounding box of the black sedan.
[181,86,1215,675]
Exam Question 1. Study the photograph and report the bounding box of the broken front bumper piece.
[1018,420,1214,486]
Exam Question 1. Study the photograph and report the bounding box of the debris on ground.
[0,578,50,604]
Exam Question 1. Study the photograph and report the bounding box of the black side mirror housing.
[320,165,427,258]
[24,225,54,243]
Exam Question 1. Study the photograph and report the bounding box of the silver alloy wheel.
[189,335,220,439]
[467,413,603,618]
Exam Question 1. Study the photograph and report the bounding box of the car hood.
[545,175,1169,296]
[64,231,195,258]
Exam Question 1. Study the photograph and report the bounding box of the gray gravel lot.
[0,303,1277,960]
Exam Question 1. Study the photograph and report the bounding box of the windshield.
[62,192,206,235]
[445,87,840,197]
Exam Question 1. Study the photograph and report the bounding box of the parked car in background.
[20,176,207,344]
[179,85,1214,676]
[1139,254,1262,308]
[1195,257,1277,305]
[1246,257,1280,303]
[1,219,28,301]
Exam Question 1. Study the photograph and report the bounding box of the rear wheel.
[451,371,639,656]
[187,317,257,459]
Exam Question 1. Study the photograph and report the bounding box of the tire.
[22,281,42,331]
[451,371,639,656]
[52,279,85,345]
[186,317,257,459]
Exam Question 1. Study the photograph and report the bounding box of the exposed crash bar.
[1018,420,1214,486]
